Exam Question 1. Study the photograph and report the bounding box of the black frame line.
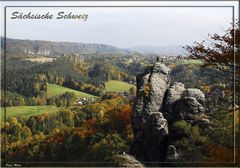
[2,4,238,167]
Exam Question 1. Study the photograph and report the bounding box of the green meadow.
[1,105,60,120]
[47,83,95,98]
[178,59,203,65]
[105,80,136,92]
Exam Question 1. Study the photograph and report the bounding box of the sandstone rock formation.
[164,82,185,122]
[164,86,205,123]
[130,62,171,162]
[130,60,207,163]
[166,145,179,161]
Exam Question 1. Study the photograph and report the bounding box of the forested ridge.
[1,37,130,58]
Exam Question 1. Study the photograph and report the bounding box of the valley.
[0,37,237,167]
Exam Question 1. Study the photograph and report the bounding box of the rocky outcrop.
[133,62,171,117]
[113,154,145,167]
[164,82,185,122]
[130,62,171,162]
[166,145,179,161]
[130,60,207,163]
[164,86,205,123]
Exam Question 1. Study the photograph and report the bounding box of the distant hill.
[1,37,186,58]
[128,45,185,56]
[1,37,130,58]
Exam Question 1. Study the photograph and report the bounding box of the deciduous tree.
[185,21,239,79]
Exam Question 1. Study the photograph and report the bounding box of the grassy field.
[178,59,203,65]
[48,84,95,98]
[105,80,136,92]
[26,57,56,63]
[1,106,60,120]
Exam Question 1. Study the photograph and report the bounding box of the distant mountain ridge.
[1,37,185,58]
[128,45,185,56]
[1,37,130,58]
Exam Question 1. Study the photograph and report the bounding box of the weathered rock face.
[130,61,206,163]
[130,62,171,162]
[174,96,205,121]
[164,86,205,123]
[182,88,205,105]
[164,82,185,122]
[133,62,171,117]
[166,145,179,161]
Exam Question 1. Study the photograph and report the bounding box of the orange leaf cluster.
[204,144,234,162]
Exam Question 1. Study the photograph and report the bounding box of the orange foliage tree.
[204,144,234,162]
[185,21,239,80]
[110,104,132,134]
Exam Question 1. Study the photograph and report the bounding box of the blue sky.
[1,1,239,48]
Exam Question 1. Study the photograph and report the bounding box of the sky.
[0,1,239,48]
